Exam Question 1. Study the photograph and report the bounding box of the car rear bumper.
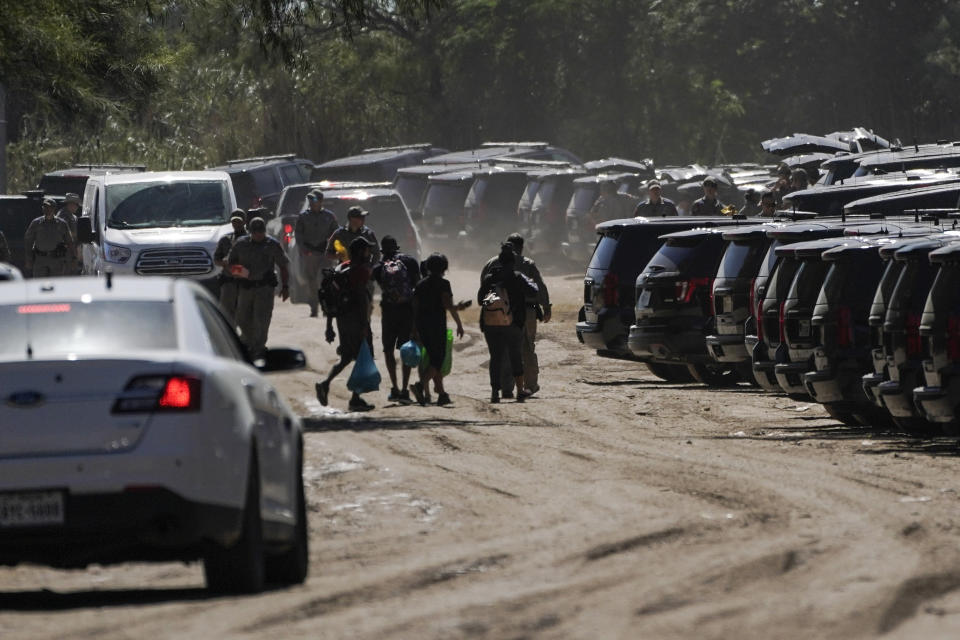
[914,381,958,423]
[705,333,748,363]
[0,489,242,568]
[577,314,635,359]
[628,323,709,363]
[803,368,845,404]
[862,372,886,407]
[751,342,781,392]
[775,361,812,397]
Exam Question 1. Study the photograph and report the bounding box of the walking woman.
[411,253,464,406]
[478,244,538,403]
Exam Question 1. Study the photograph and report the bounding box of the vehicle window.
[106,180,231,229]
[395,175,428,212]
[196,297,245,360]
[570,186,600,212]
[37,175,88,197]
[756,240,782,279]
[717,240,766,279]
[930,264,960,314]
[251,168,281,195]
[280,164,304,186]
[518,181,541,211]
[646,237,706,272]
[0,301,176,359]
[588,236,618,270]
[871,260,904,316]
[364,197,412,242]
[422,183,469,217]
[532,180,556,211]
[792,260,830,303]
[464,178,488,209]
[769,257,801,301]
[296,163,313,182]
[894,261,937,312]
[230,173,258,210]
[280,186,310,219]
[486,176,528,211]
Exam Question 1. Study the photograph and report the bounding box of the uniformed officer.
[294,189,339,317]
[739,188,762,217]
[227,217,290,360]
[588,180,639,227]
[24,199,73,278]
[690,176,726,216]
[57,193,82,274]
[214,209,248,324]
[326,206,380,265]
[634,180,679,217]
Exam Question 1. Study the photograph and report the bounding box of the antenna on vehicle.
[105,269,113,290]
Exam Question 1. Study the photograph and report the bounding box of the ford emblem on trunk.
[7,391,46,408]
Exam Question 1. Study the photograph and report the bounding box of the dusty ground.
[4,264,960,639]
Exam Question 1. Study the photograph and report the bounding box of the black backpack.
[318,264,353,318]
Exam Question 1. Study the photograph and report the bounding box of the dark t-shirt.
[372,252,420,307]
[414,275,451,328]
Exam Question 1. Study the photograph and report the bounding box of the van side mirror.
[77,217,97,244]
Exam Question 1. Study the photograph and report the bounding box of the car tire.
[687,363,739,387]
[265,443,309,586]
[823,404,861,426]
[646,362,695,383]
[204,451,265,594]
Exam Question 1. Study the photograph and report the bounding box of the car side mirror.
[77,217,97,244]
[256,347,307,372]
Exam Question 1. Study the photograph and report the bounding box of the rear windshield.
[893,262,937,312]
[818,253,883,312]
[929,264,960,314]
[871,260,905,316]
[394,175,428,213]
[646,237,708,273]
[570,186,600,213]
[790,260,831,303]
[717,240,767,279]
[0,301,177,359]
[532,180,557,211]
[107,180,231,229]
[588,236,618,270]
[37,175,89,197]
[464,178,488,209]
[422,183,470,218]
[326,196,412,242]
[767,257,801,302]
[756,239,782,279]
[518,181,541,211]
[279,187,310,219]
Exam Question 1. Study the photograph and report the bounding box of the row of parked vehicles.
[577,208,960,433]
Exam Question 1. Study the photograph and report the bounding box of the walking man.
[634,180,679,217]
[24,198,73,278]
[372,235,421,404]
[327,206,380,265]
[316,236,377,412]
[214,209,247,324]
[690,176,726,216]
[227,217,289,360]
[294,189,340,317]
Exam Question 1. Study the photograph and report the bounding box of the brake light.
[779,301,786,344]
[602,273,619,307]
[18,304,71,314]
[836,305,852,348]
[906,313,922,357]
[113,375,202,413]
[284,224,293,234]
[948,315,960,361]
[283,223,294,246]
[675,277,710,304]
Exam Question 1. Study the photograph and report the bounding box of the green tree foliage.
[6,0,960,191]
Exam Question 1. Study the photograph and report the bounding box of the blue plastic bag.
[347,341,381,394]
[400,340,422,368]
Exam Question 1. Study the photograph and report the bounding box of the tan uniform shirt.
[294,208,339,253]
[57,208,78,241]
[227,236,289,282]
[25,216,73,253]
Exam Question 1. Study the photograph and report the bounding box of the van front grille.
[135,247,213,276]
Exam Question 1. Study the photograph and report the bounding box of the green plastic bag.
[420,329,453,376]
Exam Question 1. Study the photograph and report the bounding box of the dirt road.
[3,266,960,639]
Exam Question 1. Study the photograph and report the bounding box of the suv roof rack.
[480,141,549,149]
[66,163,146,171]
[360,143,434,153]
[487,157,573,168]
[226,153,296,165]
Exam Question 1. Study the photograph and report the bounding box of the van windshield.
[106,180,231,229]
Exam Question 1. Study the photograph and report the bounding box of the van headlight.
[104,242,132,264]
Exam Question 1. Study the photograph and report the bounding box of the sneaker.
[398,389,413,405]
[501,390,514,399]
[516,389,532,403]
[349,396,375,412]
[490,390,500,404]
[388,387,401,402]
[437,392,452,406]
[527,383,540,395]
[315,380,330,406]
[411,381,426,406]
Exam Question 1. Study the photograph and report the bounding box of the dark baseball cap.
[381,235,399,252]
[230,208,246,223]
[42,198,56,208]
[64,193,81,204]
[306,189,324,201]
[702,176,718,188]
[647,180,662,190]
[347,206,368,218]
[248,217,266,232]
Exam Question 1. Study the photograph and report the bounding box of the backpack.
[481,283,513,327]
[318,264,353,318]
[379,255,413,304]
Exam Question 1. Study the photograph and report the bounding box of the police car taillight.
[113,375,202,413]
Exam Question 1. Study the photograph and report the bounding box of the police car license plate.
[638,289,652,308]
[799,320,811,337]
[0,491,64,527]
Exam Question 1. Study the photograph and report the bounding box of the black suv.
[629,227,746,385]
[210,154,314,212]
[393,163,480,221]
[311,144,446,183]
[425,141,583,166]
[577,218,737,379]
[915,241,960,430]
[706,223,784,367]
[875,237,953,430]
[36,164,145,203]
[0,192,44,270]
[419,169,478,243]
[518,168,587,258]
[750,223,846,392]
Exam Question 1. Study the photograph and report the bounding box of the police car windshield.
[106,181,231,229]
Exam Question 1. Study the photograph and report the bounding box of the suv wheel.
[646,362,695,383]
[687,363,739,387]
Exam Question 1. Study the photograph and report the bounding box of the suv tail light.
[906,313,923,357]
[675,277,710,304]
[283,223,294,246]
[779,301,787,344]
[602,273,619,307]
[113,375,202,413]
[949,315,960,361]
[836,305,852,348]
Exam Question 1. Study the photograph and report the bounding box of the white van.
[77,171,237,286]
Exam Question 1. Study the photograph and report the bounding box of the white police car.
[0,275,307,593]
